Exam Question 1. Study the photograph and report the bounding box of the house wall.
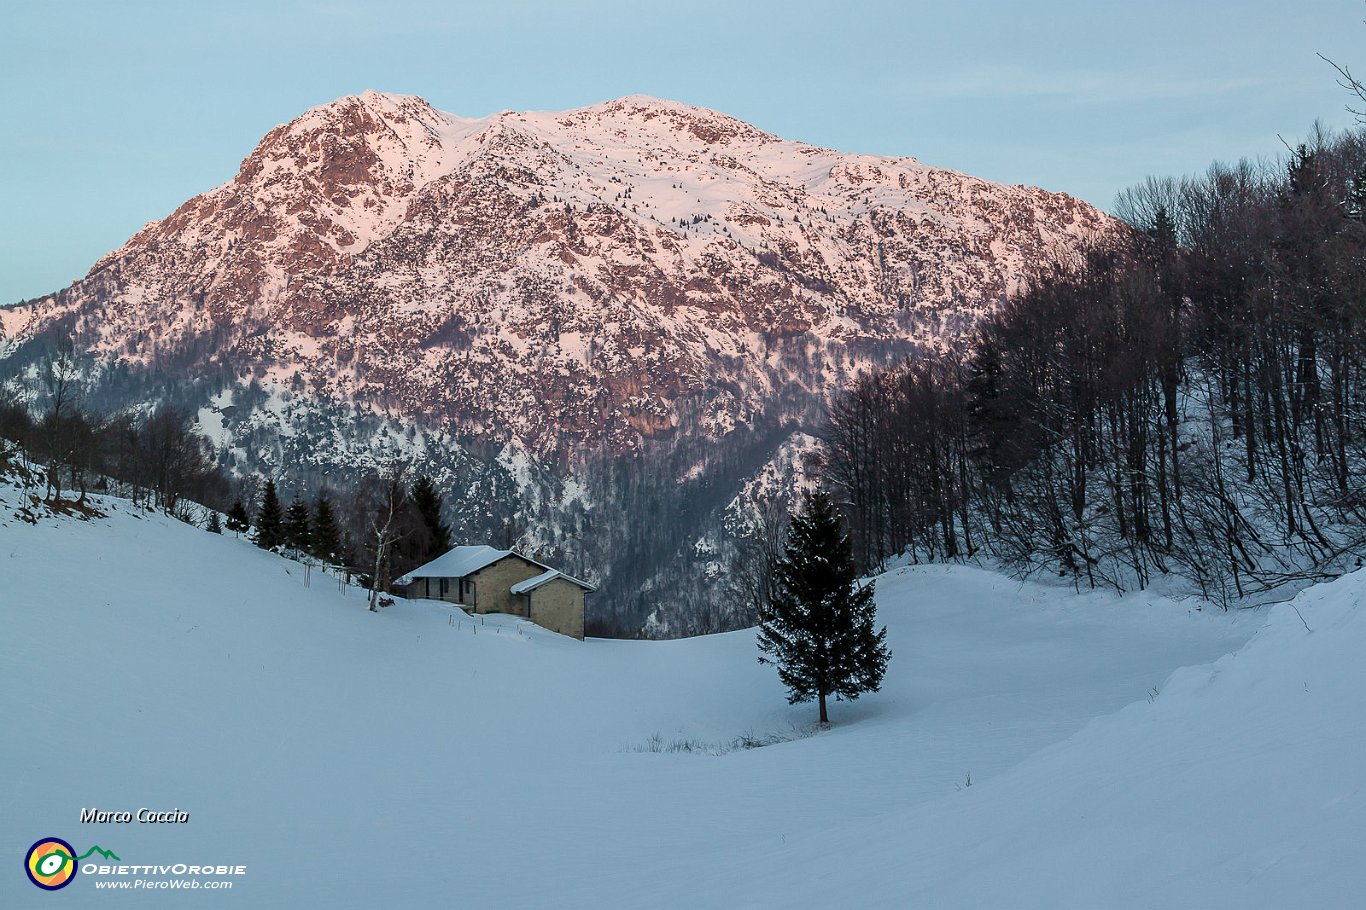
[528,578,586,640]
[470,556,544,616]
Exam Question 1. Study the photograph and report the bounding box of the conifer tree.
[226,499,250,534]
[284,493,312,555]
[311,493,342,565]
[1149,205,1178,252]
[206,511,223,534]
[254,480,285,551]
[410,474,453,560]
[757,491,890,724]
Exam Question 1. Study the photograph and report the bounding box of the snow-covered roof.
[509,568,597,595]
[398,546,596,594]
[397,545,512,584]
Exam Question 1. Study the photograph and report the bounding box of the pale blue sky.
[2,0,1361,303]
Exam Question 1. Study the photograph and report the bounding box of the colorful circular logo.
[25,837,78,890]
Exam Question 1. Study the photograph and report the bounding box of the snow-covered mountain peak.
[0,91,1127,633]
[248,90,493,189]
[7,91,1118,459]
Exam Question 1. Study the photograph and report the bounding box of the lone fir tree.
[410,475,452,560]
[757,491,890,724]
[284,493,312,555]
[254,480,285,551]
[225,499,250,534]
[311,492,342,565]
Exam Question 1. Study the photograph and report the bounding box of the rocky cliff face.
[0,91,1117,633]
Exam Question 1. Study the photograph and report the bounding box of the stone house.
[396,545,595,639]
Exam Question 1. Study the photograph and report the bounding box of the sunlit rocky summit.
[0,91,1114,632]
[2,90,1110,455]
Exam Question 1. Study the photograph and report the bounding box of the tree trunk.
[369,541,385,612]
[819,691,829,725]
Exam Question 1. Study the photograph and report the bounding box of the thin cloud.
[911,67,1273,105]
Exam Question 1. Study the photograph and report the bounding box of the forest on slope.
[814,125,1366,606]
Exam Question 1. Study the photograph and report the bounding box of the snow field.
[5,489,1356,907]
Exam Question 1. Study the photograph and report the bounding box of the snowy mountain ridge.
[0,91,1118,633]
[0,90,1114,457]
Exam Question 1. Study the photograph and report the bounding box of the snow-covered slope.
[10,485,1359,907]
[705,574,1366,908]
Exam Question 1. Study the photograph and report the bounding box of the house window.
[439,578,449,596]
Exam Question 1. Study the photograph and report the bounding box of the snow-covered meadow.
[2,488,1361,907]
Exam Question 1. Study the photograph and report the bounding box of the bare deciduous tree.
[360,467,414,612]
